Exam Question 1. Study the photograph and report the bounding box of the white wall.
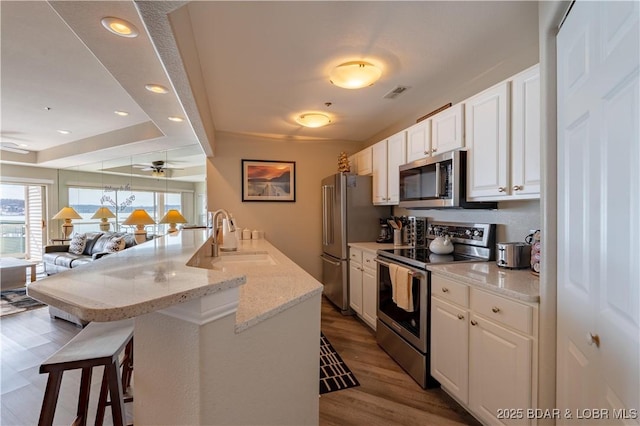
[206,132,359,280]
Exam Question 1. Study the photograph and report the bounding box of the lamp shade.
[52,207,82,220]
[122,209,155,226]
[329,61,382,89]
[91,207,116,219]
[159,209,187,225]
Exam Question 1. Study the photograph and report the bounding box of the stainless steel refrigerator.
[321,173,387,314]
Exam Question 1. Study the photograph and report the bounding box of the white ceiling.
[0,1,539,181]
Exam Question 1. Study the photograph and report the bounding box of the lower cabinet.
[431,274,538,425]
[349,247,377,330]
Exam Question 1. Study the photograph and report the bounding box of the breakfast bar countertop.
[28,229,323,332]
[427,262,540,303]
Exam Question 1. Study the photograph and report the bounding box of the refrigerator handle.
[320,255,341,266]
[321,185,334,245]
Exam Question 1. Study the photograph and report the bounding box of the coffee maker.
[376,218,393,243]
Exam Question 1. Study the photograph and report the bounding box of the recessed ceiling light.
[57,129,71,135]
[168,116,184,122]
[101,17,139,38]
[114,110,129,116]
[295,113,331,128]
[329,61,382,89]
[145,84,169,94]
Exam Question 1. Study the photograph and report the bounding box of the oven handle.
[374,258,425,278]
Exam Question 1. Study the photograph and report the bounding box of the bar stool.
[38,319,134,426]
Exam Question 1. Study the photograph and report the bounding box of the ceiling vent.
[383,86,410,99]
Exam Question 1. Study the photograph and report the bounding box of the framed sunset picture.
[241,160,296,202]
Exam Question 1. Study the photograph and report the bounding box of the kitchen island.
[28,229,323,425]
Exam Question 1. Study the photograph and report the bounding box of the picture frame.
[241,159,296,202]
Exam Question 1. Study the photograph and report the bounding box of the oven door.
[375,256,428,353]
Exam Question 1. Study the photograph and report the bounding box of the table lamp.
[159,209,187,233]
[122,209,155,244]
[52,207,83,239]
[91,206,116,231]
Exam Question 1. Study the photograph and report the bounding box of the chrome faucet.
[210,209,235,257]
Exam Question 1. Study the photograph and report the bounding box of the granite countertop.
[349,241,409,252]
[427,262,540,303]
[28,230,323,332]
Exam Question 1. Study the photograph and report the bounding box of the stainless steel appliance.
[321,173,387,314]
[376,221,495,388]
[496,242,532,269]
[399,151,497,209]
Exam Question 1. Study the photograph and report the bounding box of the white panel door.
[406,119,431,162]
[557,0,639,422]
[431,102,464,155]
[371,140,388,204]
[386,131,406,204]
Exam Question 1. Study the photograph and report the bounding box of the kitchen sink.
[187,250,277,271]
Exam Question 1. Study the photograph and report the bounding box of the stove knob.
[465,230,472,236]
[474,230,481,237]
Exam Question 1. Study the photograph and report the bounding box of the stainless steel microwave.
[399,150,497,209]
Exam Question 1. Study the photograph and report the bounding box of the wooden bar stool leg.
[75,367,93,426]
[38,371,63,426]
[106,360,126,426]
[95,367,110,426]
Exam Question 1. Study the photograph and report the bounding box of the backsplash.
[395,199,540,244]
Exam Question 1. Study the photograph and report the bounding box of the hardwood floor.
[1,298,479,425]
[319,298,480,426]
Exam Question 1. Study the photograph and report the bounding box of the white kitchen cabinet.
[465,81,510,199]
[372,131,406,205]
[356,146,373,175]
[466,64,541,201]
[510,64,540,197]
[348,247,377,330]
[406,119,431,162]
[431,275,538,426]
[431,102,465,156]
[431,296,469,404]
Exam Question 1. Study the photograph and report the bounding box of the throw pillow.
[68,233,87,255]
[104,236,126,253]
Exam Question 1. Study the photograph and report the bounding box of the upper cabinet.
[431,102,465,156]
[357,146,373,175]
[406,102,465,163]
[466,64,540,201]
[372,131,406,205]
[406,119,431,163]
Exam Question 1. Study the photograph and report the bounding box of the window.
[68,186,184,236]
[1,183,45,260]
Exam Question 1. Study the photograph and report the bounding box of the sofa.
[43,231,138,276]
[43,231,138,326]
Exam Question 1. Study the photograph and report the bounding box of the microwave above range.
[398,150,497,210]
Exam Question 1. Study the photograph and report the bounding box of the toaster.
[496,242,532,269]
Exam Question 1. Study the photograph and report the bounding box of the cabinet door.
[469,314,532,425]
[431,103,464,155]
[431,297,469,404]
[371,140,388,204]
[349,261,363,315]
[357,147,373,176]
[386,131,407,204]
[466,83,510,199]
[511,64,540,197]
[406,119,431,162]
[362,266,377,330]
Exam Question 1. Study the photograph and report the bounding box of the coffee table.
[0,258,37,291]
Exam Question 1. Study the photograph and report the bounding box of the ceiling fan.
[132,160,183,177]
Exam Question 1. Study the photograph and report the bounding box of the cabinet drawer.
[349,248,363,263]
[431,275,469,307]
[362,251,377,271]
[470,288,533,335]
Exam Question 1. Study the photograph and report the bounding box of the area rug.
[320,332,360,394]
[0,287,46,317]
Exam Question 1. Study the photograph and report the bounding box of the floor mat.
[320,332,360,394]
[0,287,46,317]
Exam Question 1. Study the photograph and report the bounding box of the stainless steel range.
[375,221,495,388]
